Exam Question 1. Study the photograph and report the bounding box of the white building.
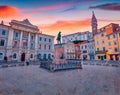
[0,19,54,62]
[88,38,95,60]
[80,40,95,60]
[62,31,92,43]
[80,41,89,60]
[63,42,75,59]
[54,42,75,61]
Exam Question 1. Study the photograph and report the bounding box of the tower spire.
[92,11,97,22]
[91,11,97,36]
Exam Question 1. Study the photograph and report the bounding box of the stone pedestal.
[54,44,66,64]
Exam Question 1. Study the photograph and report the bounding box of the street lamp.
[80,51,83,64]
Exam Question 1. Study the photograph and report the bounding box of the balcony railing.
[95,50,106,54]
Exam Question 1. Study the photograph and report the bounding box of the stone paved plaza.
[0,65,120,95]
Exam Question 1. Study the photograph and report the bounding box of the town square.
[0,0,120,95]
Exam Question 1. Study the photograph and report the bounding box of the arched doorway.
[21,53,25,61]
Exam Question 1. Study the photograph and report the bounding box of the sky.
[0,0,120,37]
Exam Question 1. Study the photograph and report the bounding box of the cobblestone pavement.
[0,65,120,95]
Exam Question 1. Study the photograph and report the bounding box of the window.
[30,54,33,58]
[113,34,116,38]
[108,35,110,40]
[103,47,106,52]
[98,56,100,59]
[48,54,51,59]
[39,37,42,41]
[0,39,5,46]
[114,48,118,52]
[104,55,106,59]
[114,40,117,45]
[0,53,3,59]
[30,43,34,49]
[14,41,18,48]
[49,45,51,50]
[81,46,83,49]
[31,35,34,40]
[15,32,19,38]
[37,54,41,60]
[44,38,46,42]
[96,41,99,45]
[43,54,46,59]
[108,42,111,46]
[85,45,87,49]
[44,45,46,50]
[13,53,17,59]
[119,33,120,37]
[83,50,87,53]
[49,39,51,42]
[2,30,6,35]
[101,33,104,37]
[97,48,99,51]
[39,44,41,49]
[23,42,27,48]
[102,40,104,44]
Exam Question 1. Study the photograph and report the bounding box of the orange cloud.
[0,6,20,19]
[39,19,91,32]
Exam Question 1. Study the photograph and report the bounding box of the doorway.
[21,53,25,61]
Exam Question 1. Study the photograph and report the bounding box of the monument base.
[40,61,82,72]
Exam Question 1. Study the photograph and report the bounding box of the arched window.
[13,53,17,59]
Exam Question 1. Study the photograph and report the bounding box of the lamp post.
[80,51,83,65]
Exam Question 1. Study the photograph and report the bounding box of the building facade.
[62,31,92,43]
[80,41,91,60]
[92,12,120,60]
[0,19,54,62]
[88,38,95,60]
[54,42,75,64]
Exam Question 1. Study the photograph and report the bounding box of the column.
[28,33,30,50]
[7,29,14,48]
[27,32,30,61]
[18,31,23,62]
[6,29,14,61]
[35,34,38,61]
[19,31,23,49]
[35,34,38,50]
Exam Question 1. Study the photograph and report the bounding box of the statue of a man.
[56,32,61,44]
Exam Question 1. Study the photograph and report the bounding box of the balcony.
[95,50,106,54]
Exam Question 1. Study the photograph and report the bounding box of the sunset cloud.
[22,0,95,12]
[39,19,91,33]
[22,3,74,12]
[98,19,120,22]
[0,6,20,19]
[90,3,120,11]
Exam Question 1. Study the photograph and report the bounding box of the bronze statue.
[56,32,61,44]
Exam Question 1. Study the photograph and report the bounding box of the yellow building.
[91,12,120,60]
[94,23,120,60]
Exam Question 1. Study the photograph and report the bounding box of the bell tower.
[91,11,97,36]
